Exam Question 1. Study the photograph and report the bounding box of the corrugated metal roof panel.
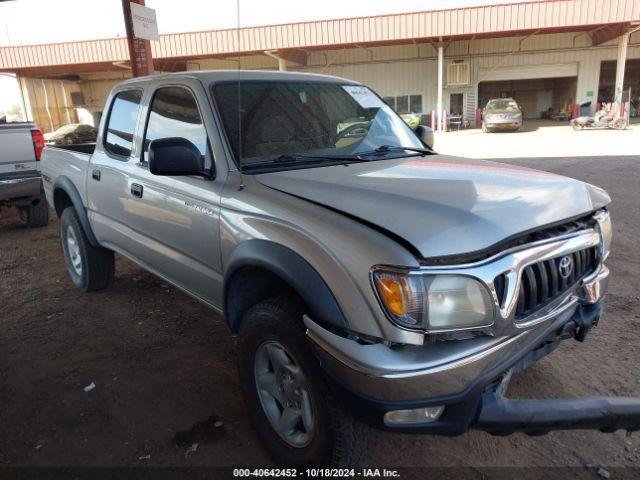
[1,0,639,71]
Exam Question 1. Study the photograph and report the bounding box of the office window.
[409,95,423,113]
[395,96,409,114]
[384,94,423,114]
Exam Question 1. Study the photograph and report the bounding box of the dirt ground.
[1,155,639,472]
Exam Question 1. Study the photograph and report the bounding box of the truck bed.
[40,145,93,209]
[48,143,96,155]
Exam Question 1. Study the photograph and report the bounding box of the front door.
[121,84,224,306]
[449,93,464,115]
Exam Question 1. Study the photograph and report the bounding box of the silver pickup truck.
[40,70,639,467]
[0,122,49,227]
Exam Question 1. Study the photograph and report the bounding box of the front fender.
[223,239,348,332]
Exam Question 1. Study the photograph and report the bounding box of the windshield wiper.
[274,154,363,162]
[366,145,435,156]
[241,153,364,171]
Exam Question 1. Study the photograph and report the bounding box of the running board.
[474,371,640,436]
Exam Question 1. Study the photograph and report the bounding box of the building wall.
[297,32,640,118]
[28,31,640,128]
[21,77,82,133]
[76,70,133,125]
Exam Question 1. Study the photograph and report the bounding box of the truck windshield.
[212,81,424,171]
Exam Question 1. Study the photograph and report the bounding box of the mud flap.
[474,370,640,436]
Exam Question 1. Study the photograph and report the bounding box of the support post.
[264,50,308,70]
[121,0,154,77]
[614,32,630,105]
[437,46,444,131]
[17,74,33,122]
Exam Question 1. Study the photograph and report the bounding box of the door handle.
[130,183,143,198]
[92,169,101,181]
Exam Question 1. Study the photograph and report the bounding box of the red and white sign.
[130,2,159,41]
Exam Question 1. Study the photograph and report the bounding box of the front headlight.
[372,269,495,332]
[594,209,612,260]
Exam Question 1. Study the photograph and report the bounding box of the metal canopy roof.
[1,0,639,75]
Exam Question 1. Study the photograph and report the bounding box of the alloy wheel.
[254,340,315,448]
[66,225,83,276]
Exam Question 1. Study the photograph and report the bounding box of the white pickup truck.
[0,122,49,227]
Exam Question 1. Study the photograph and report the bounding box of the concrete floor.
[434,119,640,159]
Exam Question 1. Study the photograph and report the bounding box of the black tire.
[59,206,114,292]
[22,191,50,228]
[238,295,375,467]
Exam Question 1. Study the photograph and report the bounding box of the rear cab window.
[103,89,143,158]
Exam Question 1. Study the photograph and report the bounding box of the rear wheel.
[60,207,114,292]
[571,120,583,131]
[238,295,375,467]
[20,191,49,228]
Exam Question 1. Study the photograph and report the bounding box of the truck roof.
[118,69,361,87]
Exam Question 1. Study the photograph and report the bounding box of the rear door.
[86,87,146,251]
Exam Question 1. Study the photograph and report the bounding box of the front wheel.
[238,295,375,467]
[60,207,114,292]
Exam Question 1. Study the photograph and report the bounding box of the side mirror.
[414,125,434,149]
[148,137,212,178]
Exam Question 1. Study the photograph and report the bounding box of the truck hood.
[255,155,610,259]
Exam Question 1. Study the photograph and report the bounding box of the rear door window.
[104,89,143,157]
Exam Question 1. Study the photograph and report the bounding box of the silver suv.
[482,97,523,132]
[40,71,639,467]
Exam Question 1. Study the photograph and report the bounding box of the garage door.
[478,76,578,119]
[478,63,579,82]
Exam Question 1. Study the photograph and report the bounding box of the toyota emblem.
[558,255,573,279]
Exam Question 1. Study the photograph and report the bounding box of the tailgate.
[0,124,37,174]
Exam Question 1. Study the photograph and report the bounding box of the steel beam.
[121,0,154,77]
[437,46,444,131]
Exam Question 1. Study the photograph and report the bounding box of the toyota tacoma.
[40,71,639,467]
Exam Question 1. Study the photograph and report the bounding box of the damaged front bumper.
[306,266,640,436]
[476,367,640,436]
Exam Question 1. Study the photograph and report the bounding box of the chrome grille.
[512,246,599,319]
